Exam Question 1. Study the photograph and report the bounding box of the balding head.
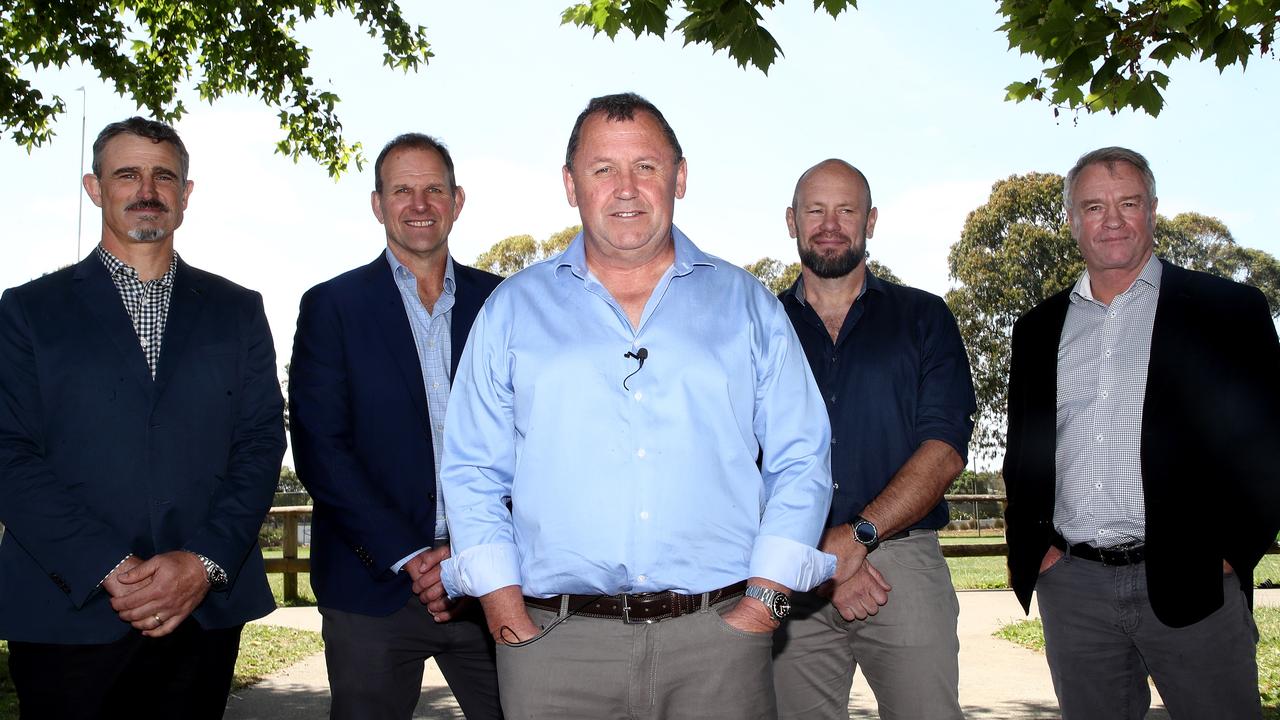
[791,159,872,212]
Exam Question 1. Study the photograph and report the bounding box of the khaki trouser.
[497,597,776,719]
[772,531,962,720]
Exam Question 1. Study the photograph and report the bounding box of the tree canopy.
[946,171,1280,459]
[8,2,1275,174]
[474,226,579,277]
[2,1,431,176]
[1000,0,1280,117]
[566,0,1278,118]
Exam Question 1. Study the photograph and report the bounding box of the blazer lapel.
[364,256,431,426]
[153,258,206,393]
[71,255,153,394]
[449,265,485,384]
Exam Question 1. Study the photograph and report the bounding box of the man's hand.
[479,585,540,645]
[405,545,464,622]
[110,551,211,637]
[819,523,869,587]
[824,560,891,621]
[1039,546,1064,574]
[102,555,147,599]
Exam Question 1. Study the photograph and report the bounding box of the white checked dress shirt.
[1055,254,1162,548]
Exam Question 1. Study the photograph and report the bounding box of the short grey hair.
[1063,146,1156,211]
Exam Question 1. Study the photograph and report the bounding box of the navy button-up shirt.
[780,271,976,530]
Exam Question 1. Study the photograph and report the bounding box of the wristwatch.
[744,585,791,622]
[850,515,881,553]
[193,553,229,591]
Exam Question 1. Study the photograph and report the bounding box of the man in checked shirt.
[0,117,285,719]
[1003,146,1280,719]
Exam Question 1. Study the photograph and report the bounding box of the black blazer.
[288,255,501,616]
[0,254,286,643]
[1004,260,1280,627]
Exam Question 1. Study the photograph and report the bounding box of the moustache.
[126,200,169,212]
[808,231,853,245]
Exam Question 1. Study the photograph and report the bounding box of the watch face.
[854,520,877,545]
[771,593,791,619]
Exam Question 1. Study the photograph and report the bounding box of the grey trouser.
[1036,553,1261,720]
[497,597,776,719]
[320,597,502,720]
[771,531,962,720]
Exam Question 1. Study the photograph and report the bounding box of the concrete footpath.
[225,589,1280,719]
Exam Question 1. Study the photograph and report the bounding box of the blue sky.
[3,2,1277,465]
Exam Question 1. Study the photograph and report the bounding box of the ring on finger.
[154,613,164,626]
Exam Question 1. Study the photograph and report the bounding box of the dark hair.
[91,117,190,181]
[1064,146,1156,211]
[374,133,456,194]
[564,92,683,170]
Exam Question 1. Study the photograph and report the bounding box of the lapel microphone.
[623,347,649,390]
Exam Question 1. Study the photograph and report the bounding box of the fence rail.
[260,498,1278,603]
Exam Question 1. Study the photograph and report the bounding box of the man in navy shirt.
[771,159,976,720]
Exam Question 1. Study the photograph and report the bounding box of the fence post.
[283,511,299,603]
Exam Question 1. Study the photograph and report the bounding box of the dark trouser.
[497,597,775,719]
[1036,554,1261,720]
[8,619,243,720]
[772,531,962,720]
[320,597,502,720]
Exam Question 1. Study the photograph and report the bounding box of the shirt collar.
[96,244,178,286]
[385,247,456,297]
[789,266,880,307]
[555,224,714,282]
[1071,253,1162,305]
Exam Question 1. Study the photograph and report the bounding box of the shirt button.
[140,338,150,347]
[1109,310,1117,318]
[1096,483,1102,489]
[1105,350,1113,357]
[634,391,643,401]
[1100,390,1109,398]
[1095,434,1104,442]
[637,574,648,582]
[832,482,840,489]
[432,382,441,390]
[636,448,646,458]
[428,341,436,349]
[435,424,443,432]
[639,511,650,520]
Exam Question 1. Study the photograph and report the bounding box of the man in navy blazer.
[1004,147,1280,718]
[0,118,285,719]
[289,133,503,719]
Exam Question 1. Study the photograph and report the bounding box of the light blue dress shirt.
[386,249,454,574]
[440,227,835,599]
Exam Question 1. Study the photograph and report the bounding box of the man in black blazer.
[289,133,503,719]
[0,118,286,719]
[1004,146,1280,719]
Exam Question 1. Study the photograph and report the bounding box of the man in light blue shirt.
[437,93,835,719]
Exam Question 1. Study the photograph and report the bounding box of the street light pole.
[76,86,86,261]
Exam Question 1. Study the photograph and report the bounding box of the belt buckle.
[620,594,656,624]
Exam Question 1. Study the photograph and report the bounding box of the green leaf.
[1149,38,1194,66]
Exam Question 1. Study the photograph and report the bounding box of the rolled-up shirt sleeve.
[750,300,837,591]
[440,305,524,598]
[914,295,977,464]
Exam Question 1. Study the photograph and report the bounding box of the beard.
[799,235,865,279]
[128,227,165,242]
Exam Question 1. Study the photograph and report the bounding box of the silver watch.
[744,585,791,621]
[194,553,229,591]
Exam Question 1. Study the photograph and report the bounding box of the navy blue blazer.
[289,255,502,616]
[0,253,286,643]
[1004,261,1280,627]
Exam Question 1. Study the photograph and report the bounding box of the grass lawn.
[263,546,317,607]
[997,607,1280,718]
[0,625,323,719]
[941,533,1010,590]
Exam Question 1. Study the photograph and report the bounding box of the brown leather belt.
[1052,533,1145,566]
[524,580,748,623]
